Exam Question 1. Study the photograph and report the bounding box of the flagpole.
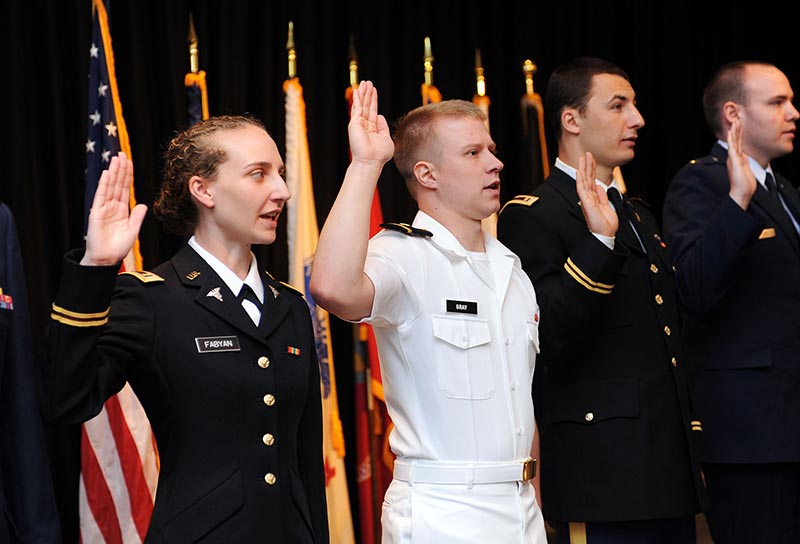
[185,13,209,124]
[474,49,497,236]
[421,36,441,104]
[522,59,550,182]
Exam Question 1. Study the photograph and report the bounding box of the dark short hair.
[153,115,267,236]
[545,56,629,141]
[702,60,773,138]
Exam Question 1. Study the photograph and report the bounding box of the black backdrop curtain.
[4,1,799,541]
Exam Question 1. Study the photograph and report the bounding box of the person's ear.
[722,101,741,124]
[561,107,581,136]
[413,161,437,189]
[189,176,214,209]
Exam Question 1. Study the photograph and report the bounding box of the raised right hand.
[726,119,757,210]
[575,152,618,237]
[348,80,394,167]
[81,152,147,266]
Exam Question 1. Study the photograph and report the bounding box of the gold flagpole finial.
[523,59,537,96]
[423,36,434,86]
[188,13,199,74]
[348,34,359,88]
[286,21,297,79]
[474,48,486,97]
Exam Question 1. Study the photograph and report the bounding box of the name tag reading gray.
[446,300,478,314]
[196,336,241,353]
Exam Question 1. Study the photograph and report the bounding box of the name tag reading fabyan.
[195,336,241,353]
[446,299,478,314]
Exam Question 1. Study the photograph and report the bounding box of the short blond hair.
[393,100,487,183]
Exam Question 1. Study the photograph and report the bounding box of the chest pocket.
[431,314,494,399]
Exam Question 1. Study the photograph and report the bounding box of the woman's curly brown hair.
[153,115,267,236]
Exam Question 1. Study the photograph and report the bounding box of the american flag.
[81,1,159,542]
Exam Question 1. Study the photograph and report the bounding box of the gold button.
[264,473,276,485]
[257,356,270,369]
[263,394,276,406]
[584,412,594,422]
[671,357,678,367]
[262,433,275,446]
[664,325,671,336]
[655,294,664,305]
[650,263,659,274]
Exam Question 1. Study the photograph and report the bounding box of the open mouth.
[261,210,281,220]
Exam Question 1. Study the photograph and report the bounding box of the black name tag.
[195,336,241,353]
[446,300,478,314]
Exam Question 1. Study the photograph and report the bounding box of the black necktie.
[765,172,800,240]
[237,284,262,325]
[607,186,647,253]
[765,173,782,205]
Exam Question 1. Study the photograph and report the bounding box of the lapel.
[257,268,293,338]
[548,169,645,255]
[772,174,800,255]
[713,144,800,256]
[170,245,267,344]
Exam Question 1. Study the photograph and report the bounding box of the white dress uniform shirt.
[362,211,546,543]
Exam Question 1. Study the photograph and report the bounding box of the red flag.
[346,70,392,542]
[80,1,158,541]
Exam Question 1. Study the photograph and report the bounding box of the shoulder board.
[499,195,539,214]
[689,156,720,166]
[628,196,652,210]
[120,270,164,283]
[279,281,304,297]
[379,222,433,237]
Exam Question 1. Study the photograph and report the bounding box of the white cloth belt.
[393,458,536,485]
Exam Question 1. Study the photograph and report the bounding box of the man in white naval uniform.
[311,81,547,543]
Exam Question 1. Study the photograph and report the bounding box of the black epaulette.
[279,281,304,297]
[120,270,164,283]
[689,156,721,166]
[380,222,433,237]
[499,194,539,214]
[628,196,652,211]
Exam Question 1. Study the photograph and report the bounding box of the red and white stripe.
[79,383,158,544]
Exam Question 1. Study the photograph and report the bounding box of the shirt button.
[664,325,671,336]
[505,338,510,346]
[650,263,659,274]
[655,294,663,305]
[510,382,517,391]
[516,427,523,436]
[264,473,277,485]
[263,394,276,406]
[584,412,594,422]
[257,356,270,368]
[262,433,275,446]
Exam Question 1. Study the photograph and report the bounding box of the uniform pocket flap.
[432,314,491,349]
[166,468,243,543]
[544,379,639,425]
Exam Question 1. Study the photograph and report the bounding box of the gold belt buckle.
[522,458,537,481]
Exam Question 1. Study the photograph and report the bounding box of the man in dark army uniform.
[498,57,708,543]
[42,116,328,543]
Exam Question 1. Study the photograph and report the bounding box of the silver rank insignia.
[269,285,280,299]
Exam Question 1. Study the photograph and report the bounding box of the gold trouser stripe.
[51,313,109,327]
[564,259,613,294]
[51,303,110,320]
[569,522,587,544]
